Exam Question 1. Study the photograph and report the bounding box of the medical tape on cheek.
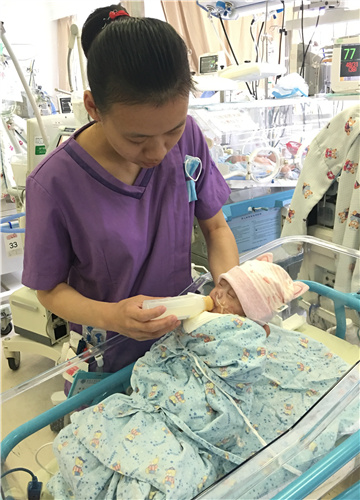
[215,296,227,315]
[176,337,302,477]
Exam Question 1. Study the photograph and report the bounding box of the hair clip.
[109,10,129,19]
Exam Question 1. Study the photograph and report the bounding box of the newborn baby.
[208,252,308,336]
[48,254,352,500]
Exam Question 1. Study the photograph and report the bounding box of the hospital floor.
[1,328,358,500]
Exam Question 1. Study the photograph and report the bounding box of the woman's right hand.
[37,284,180,342]
[107,295,181,341]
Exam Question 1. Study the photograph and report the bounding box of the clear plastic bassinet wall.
[1,236,359,500]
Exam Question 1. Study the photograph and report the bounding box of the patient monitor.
[331,35,360,93]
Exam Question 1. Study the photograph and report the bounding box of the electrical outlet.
[323,270,336,288]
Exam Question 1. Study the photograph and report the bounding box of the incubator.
[189,96,359,265]
[188,97,356,186]
[1,236,359,500]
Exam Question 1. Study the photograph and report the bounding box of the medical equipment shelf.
[1,236,359,500]
[223,188,294,219]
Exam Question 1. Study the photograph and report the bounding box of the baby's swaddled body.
[48,313,352,500]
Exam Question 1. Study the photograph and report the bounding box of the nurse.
[22,3,238,373]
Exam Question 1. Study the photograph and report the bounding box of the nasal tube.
[143,294,214,320]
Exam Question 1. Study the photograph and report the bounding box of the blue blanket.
[48,314,353,499]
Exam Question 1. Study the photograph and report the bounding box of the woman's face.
[97,97,189,168]
[209,279,245,316]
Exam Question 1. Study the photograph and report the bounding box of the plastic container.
[142,293,214,320]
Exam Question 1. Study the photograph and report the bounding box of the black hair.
[81,5,194,113]
[81,3,126,58]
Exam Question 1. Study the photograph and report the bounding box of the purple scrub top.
[22,115,230,372]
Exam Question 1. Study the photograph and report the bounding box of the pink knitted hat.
[218,253,309,324]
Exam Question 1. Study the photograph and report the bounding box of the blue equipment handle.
[1,362,134,463]
[1,212,26,233]
[0,212,26,224]
[333,480,360,500]
[300,280,360,340]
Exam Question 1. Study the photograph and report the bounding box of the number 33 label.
[4,233,24,258]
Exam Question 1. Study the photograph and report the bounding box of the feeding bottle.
[142,294,214,320]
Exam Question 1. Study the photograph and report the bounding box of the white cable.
[1,117,23,155]
[177,336,302,477]
[46,312,54,340]
[191,351,268,445]
[35,442,55,476]
[76,30,87,91]
[69,24,87,92]
[208,16,236,66]
[264,0,269,62]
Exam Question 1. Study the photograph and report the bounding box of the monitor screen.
[200,55,219,74]
[340,43,360,81]
[331,35,360,93]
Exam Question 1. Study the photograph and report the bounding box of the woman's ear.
[83,90,101,122]
[256,252,273,263]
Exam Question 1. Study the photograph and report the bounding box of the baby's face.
[209,279,245,316]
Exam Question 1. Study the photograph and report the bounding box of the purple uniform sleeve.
[22,177,73,290]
